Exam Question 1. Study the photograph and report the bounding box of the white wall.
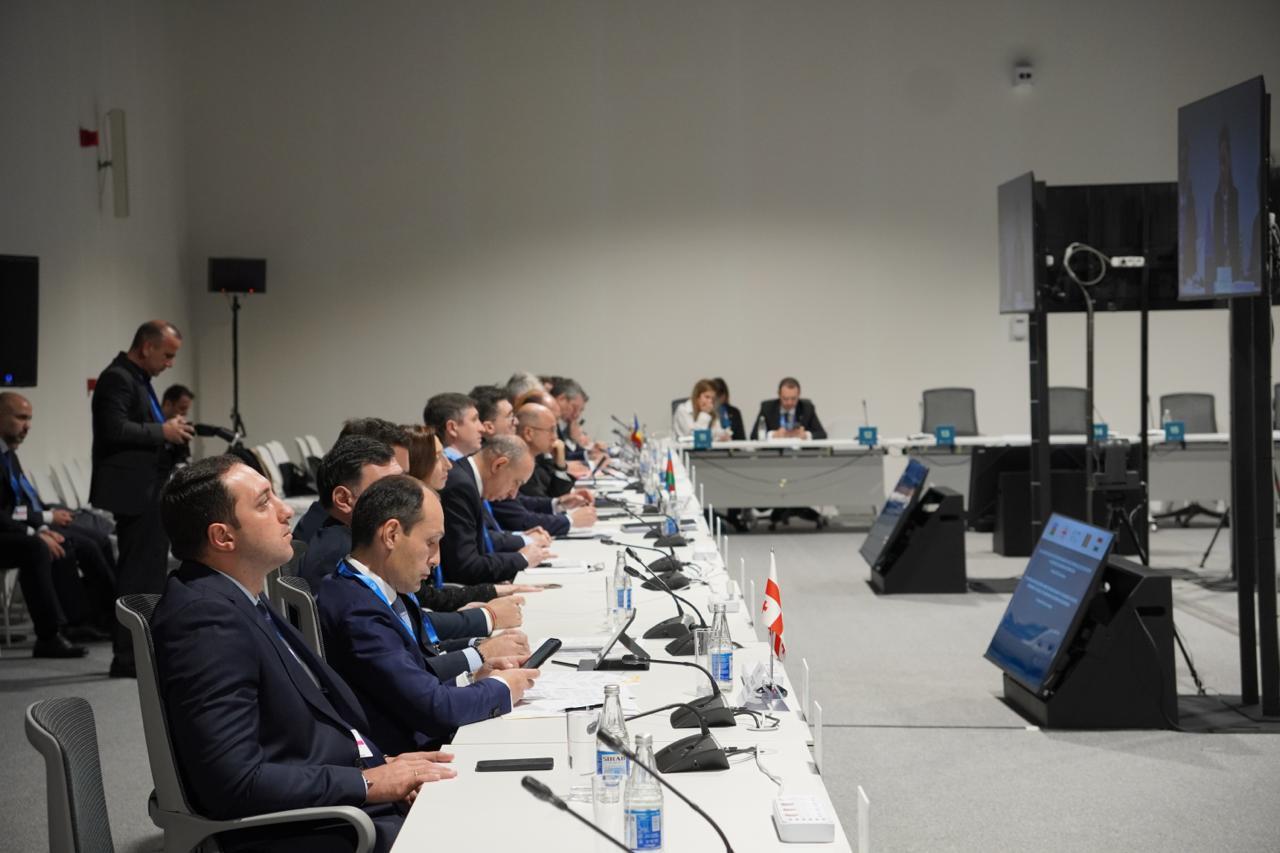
[31,1,1280,457]
[1,0,192,473]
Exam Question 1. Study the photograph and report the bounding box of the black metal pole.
[1083,295,1095,526]
[1229,298,1259,705]
[1028,308,1051,541]
[230,295,245,436]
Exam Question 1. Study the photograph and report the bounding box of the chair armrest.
[217,805,375,852]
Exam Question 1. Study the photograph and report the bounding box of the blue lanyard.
[146,384,165,424]
[336,561,439,646]
[4,453,41,513]
[719,405,731,429]
[480,500,497,554]
[433,565,444,588]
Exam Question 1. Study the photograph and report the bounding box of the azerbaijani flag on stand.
[665,449,676,492]
[761,550,786,660]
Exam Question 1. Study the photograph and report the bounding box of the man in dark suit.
[302,436,530,658]
[160,384,196,467]
[750,377,828,440]
[152,455,456,853]
[750,377,828,529]
[91,321,194,677]
[1,393,115,642]
[439,435,549,584]
[318,475,538,754]
[498,403,597,537]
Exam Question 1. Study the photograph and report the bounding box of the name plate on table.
[934,425,956,447]
[1164,420,1186,441]
[857,426,878,447]
[1092,423,1109,441]
[692,428,712,449]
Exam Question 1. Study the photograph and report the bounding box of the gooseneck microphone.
[621,565,691,640]
[605,539,688,587]
[618,501,688,548]
[643,658,736,728]
[520,776,629,852]
[595,730,736,852]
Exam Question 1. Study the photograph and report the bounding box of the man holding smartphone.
[318,474,540,754]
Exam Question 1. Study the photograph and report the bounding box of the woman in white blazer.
[673,378,733,440]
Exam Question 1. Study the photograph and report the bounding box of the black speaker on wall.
[0,255,39,387]
[208,257,267,294]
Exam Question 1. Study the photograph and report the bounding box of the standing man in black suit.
[92,320,194,677]
[750,377,828,529]
[152,455,455,853]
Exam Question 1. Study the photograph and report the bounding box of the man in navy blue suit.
[319,474,539,753]
[438,434,551,584]
[151,455,457,853]
[491,401,597,536]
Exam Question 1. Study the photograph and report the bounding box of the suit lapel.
[192,567,364,735]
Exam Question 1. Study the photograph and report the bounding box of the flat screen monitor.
[998,172,1037,314]
[860,458,929,571]
[1178,76,1268,300]
[0,255,39,387]
[984,513,1115,694]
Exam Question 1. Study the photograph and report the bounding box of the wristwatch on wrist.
[362,772,373,799]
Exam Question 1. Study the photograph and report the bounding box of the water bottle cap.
[710,602,727,613]
[634,733,653,749]
[604,683,620,696]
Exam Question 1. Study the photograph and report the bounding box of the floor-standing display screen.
[860,459,929,571]
[1177,76,1268,300]
[984,514,1115,694]
[998,172,1037,314]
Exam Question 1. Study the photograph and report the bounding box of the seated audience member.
[425,393,547,552]
[161,384,197,466]
[504,371,544,403]
[750,376,827,440]
[303,436,525,648]
[490,405,596,536]
[549,377,597,460]
[673,378,734,441]
[469,385,517,437]
[151,455,456,853]
[516,402,576,499]
[439,434,550,584]
[1,392,114,647]
[750,377,828,528]
[319,475,539,753]
[298,435,402,587]
[710,377,747,441]
[294,417,412,544]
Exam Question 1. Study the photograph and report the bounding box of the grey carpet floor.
[2,523,1277,852]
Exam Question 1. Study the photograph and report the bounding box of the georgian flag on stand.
[761,550,786,660]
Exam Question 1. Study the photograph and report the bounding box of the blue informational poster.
[984,514,1115,694]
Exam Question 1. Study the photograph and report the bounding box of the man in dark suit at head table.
[318,474,539,754]
[90,320,194,678]
[750,377,829,529]
[151,455,457,853]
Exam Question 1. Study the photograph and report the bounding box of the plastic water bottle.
[625,733,664,851]
[756,414,768,440]
[613,551,633,622]
[1162,408,1172,427]
[709,602,733,690]
[661,490,678,537]
[596,683,630,778]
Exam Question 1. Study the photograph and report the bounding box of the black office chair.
[922,387,979,437]
[671,397,684,415]
[1048,387,1089,435]
[26,697,115,853]
[1153,392,1224,527]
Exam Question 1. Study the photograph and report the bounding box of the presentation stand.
[868,486,967,594]
[1002,556,1177,729]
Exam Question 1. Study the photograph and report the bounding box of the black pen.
[563,702,604,713]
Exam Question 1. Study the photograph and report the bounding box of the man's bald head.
[0,392,32,446]
[516,402,557,455]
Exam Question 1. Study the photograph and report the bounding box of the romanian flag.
[630,414,644,449]
[665,450,676,492]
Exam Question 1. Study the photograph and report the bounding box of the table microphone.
[520,776,629,852]
[600,539,689,589]
[620,564,702,640]
[595,730,736,852]
[639,658,736,729]
[618,502,688,548]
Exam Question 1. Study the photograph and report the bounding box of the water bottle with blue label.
[709,602,733,689]
[661,490,678,536]
[596,683,630,777]
[613,551,633,619]
[625,733,664,850]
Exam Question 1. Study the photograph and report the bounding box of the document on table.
[507,670,641,719]
[528,558,597,572]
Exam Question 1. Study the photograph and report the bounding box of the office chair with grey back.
[1048,387,1089,435]
[276,575,326,659]
[1159,392,1217,434]
[268,539,307,613]
[26,697,115,853]
[115,595,375,853]
[921,387,979,437]
[1154,392,1224,527]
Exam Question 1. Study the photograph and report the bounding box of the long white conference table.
[678,431,1273,515]
[391,450,853,852]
